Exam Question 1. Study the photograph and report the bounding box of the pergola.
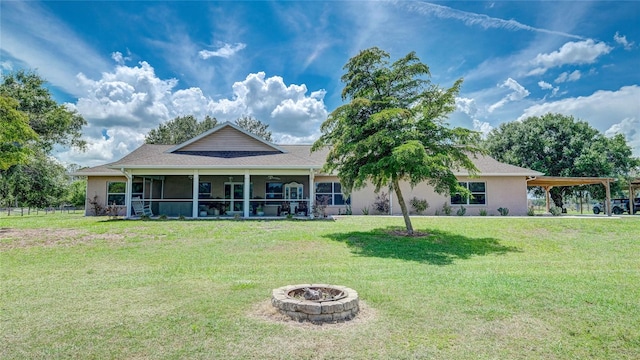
[526,176,616,216]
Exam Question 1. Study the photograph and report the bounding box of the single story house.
[74,122,542,218]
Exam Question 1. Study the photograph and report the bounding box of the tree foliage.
[0,96,38,170]
[0,150,69,208]
[235,115,273,142]
[145,115,218,144]
[485,113,639,205]
[0,70,86,152]
[312,47,483,234]
[145,114,274,145]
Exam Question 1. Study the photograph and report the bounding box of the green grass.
[1,214,639,359]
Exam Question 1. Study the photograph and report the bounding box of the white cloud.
[111,51,132,65]
[605,117,640,157]
[538,81,559,96]
[57,62,327,166]
[518,85,640,156]
[207,72,328,138]
[456,97,478,117]
[614,32,634,50]
[538,81,553,90]
[74,61,176,129]
[397,1,584,40]
[488,78,530,113]
[473,119,493,138]
[199,42,247,59]
[528,39,612,75]
[1,60,13,71]
[555,70,581,83]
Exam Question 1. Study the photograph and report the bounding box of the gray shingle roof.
[72,122,540,176]
[74,144,540,177]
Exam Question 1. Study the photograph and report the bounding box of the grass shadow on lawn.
[324,227,521,265]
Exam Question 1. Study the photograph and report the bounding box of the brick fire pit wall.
[271,284,359,323]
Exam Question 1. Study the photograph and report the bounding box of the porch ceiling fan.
[267,175,281,180]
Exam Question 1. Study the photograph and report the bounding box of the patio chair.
[132,197,153,217]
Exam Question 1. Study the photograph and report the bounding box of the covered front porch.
[123,169,318,219]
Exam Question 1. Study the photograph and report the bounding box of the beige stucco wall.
[85,175,128,216]
[85,174,530,217]
[349,176,530,216]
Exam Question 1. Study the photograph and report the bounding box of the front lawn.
[1,214,638,359]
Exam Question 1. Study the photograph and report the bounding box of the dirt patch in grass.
[0,228,125,250]
[453,314,559,356]
[248,299,376,330]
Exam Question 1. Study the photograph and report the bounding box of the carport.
[526,176,616,216]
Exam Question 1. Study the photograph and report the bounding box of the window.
[265,182,283,199]
[107,182,126,206]
[199,182,211,198]
[451,182,486,205]
[315,182,349,206]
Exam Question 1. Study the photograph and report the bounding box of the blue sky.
[1,1,639,167]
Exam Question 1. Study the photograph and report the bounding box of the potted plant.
[256,205,264,216]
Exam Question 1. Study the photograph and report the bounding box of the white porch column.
[243,172,251,218]
[309,170,315,219]
[192,170,199,217]
[125,171,133,218]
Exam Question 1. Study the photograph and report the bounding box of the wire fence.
[0,206,82,216]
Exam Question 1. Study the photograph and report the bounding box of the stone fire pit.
[271,284,359,323]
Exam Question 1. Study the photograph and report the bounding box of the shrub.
[410,197,429,215]
[313,195,330,218]
[361,206,370,215]
[374,191,390,214]
[87,194,104,216]
[456,206,466,216]
[549,206,562,216]
[441,202,452,216]
[527,206,535,216]
[497,207,509,216]
[479,208,488,216]
[105,203,120,219]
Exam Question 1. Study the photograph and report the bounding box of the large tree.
[0,96,38,170]
[0,70,86,152]
[485,113,638,206]
[235,115,273,142]
[0,149,69,208]
[312,47,483,234]
[145,115,218,144]
[145,114,274,144]
[1,70,87,208]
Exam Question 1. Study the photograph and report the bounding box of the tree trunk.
[392,178,413,235]
[550,188,563,208]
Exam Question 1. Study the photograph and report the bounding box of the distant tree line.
[144,114,273,144]
[484,113,639,207]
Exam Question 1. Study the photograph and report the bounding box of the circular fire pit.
[271,284,359,323]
